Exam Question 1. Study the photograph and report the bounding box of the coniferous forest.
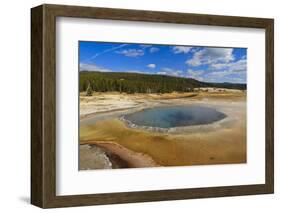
[79,71,246,94]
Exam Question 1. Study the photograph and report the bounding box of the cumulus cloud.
[149,47,159,53]
[203,58,246,83]
[186,47,234,66]
[116,49,144,57]
[210,59,246,73]
[147,63,156,69]
[172,46,192,54]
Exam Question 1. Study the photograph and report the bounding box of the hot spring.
[123,105,226,128]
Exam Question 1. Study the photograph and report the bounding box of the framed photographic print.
[31,4,274,208]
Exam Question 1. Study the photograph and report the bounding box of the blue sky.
[79,41,247,83]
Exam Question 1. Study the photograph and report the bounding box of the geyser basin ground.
[123,105,227,129]
[79,93,246,169]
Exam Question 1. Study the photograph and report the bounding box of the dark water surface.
[123,105,226,128]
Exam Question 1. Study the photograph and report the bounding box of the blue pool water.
[123,105,226,128]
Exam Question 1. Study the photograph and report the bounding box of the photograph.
[79,41,247,170]
[29,3,274,208]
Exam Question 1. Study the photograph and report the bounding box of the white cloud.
[186,47,234,66]
[186,69,205,81]
[186,69,204,77]
[210,59,246,73]
[139,44,152,48]
[172,46,192,54]
[147,63,156,69]
[186,56,246,82]
[208,70,231,78]
[224,77,245,83]
[116,49,144,57]
[79,63,112,72]
[206,73,245,83]
[157,71,167,75]
[190,47,200,53]
[160,67,183,77]
[203,58,247,83]
[90,44,128,59]
[80,63,149,75]
[149,47,159,53]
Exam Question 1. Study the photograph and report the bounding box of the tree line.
[79,71,246,95]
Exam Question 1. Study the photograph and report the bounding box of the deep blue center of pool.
[123,105,226,128]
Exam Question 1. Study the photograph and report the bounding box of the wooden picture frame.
[31,4,274,208]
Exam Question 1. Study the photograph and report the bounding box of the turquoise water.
[123,105,226,128]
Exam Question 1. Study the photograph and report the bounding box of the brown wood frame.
[31,4,274,208]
